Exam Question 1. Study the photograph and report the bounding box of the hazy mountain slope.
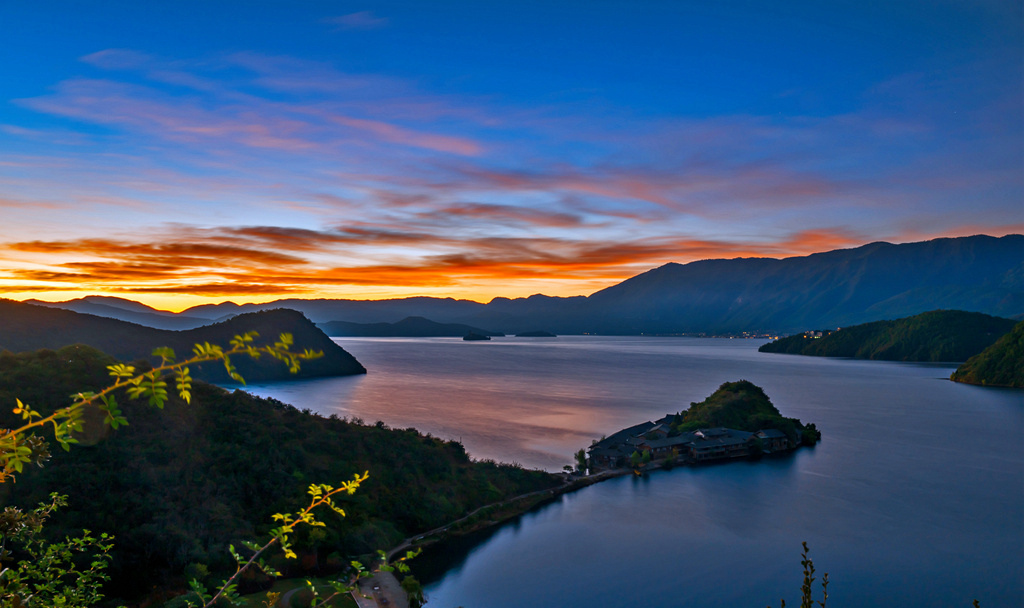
[758,310,1017,361]
[26,296,216,330]
[184,296,488,325]
[950,320,1024,388]
[318,316,504,337]
[0,300,365,382]
[579,234,1024,334]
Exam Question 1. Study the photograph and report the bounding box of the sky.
[1,1,1022,311]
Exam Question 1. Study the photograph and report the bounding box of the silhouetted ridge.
[318,316,503,337]
[0,300,365,382]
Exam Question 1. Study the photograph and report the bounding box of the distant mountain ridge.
[758,310,1017,362]
[0,300,365,383]
[22,234,1024,335]
[25,295,221,330]
[317,316,504,337]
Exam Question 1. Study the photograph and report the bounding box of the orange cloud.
[5,224,1019,306]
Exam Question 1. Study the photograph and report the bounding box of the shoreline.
[387,447,811,564]
[385,468,631,562]
[384,457,720,563]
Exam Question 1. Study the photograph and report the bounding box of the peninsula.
[758,310,1017,362]
[588,380,819,470]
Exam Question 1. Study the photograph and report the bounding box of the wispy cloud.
[0,223,889,299]
[322,11,389,31]
[2,47,1020,304]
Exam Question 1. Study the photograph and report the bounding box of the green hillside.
[0,345,559,602]
[758,310,1016,362]
[0,299,365,382]
[672,380,820,445]
[950,320,1024,388]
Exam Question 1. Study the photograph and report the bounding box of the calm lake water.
[246,336,1023,608]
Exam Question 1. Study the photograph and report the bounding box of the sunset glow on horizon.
[2,1,1022,311]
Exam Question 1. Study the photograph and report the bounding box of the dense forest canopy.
[758,310,1017,362]
[0,344,559,604]
[950,320,1024,388]
[670,380,819,446]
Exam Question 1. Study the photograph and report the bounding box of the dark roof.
[642,435,694,450]
[590,420,655,451]
[690,428,752,450]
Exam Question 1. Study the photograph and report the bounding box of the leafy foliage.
[0,493,114,608]
[759,310,1017,362]
[950,320,1024,388]
[768,542,828,608]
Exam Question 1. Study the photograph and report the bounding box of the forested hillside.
[671,380,819,445]
[950,321,1024,388]
[758,310,1016,361]
[0,345,560,603]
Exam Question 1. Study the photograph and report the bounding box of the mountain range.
[21,234,1024,335]
[317,316,504,338]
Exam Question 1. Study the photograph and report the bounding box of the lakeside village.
[583,380,820,473]
[587,420,791,471]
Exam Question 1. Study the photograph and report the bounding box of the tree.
[629,450,642,469]
[663,447,679,469]
[400,575,425,608]
[574,448,588,474]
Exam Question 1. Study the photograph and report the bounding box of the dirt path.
[385,469,628,561]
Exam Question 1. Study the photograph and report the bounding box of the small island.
[463,331,491,341]
[588,380,819,471]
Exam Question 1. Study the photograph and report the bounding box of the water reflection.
[246,337,791,470]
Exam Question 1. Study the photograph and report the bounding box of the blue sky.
[1,1,1021,309]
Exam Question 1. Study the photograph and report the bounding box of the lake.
[246,336,1023,607]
